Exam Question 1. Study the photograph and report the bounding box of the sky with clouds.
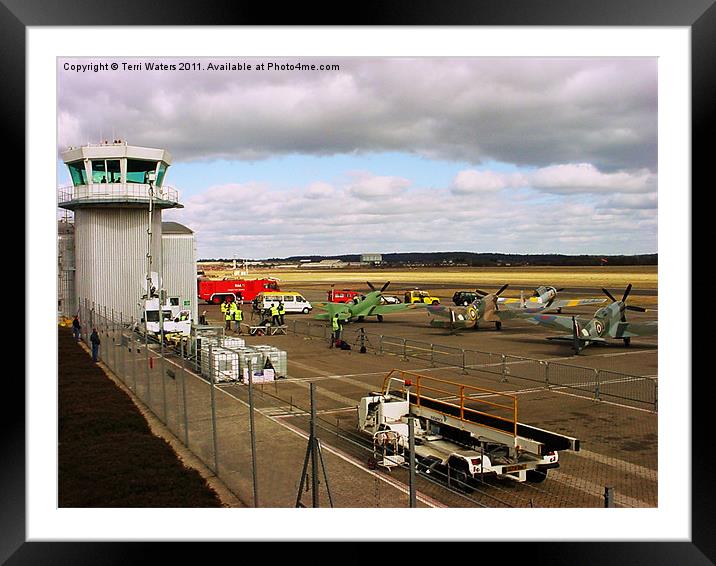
[57,57,657,259]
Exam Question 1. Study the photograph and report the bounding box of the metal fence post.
[247,359,260,507]
[208,342,219,473]
[408,416,416,508]
[160,340,168,424]
[118,311,124,382]
[604,486,615,507]
[379,335,384,355]
[130,317,137,392]
[180,338,190,447]
[461,349,467,374]
[594,369,601,401]
[430,344,435,367]
[402,339,407,361]
[544,361,550,389]
[501,354,508,383]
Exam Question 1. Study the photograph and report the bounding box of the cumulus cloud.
[304,181,335,199]
[451,163,656,196]
[347,174,411,200]
[529,163,656,194]
[58,57,657,171]
[163,168,657,259]
[58,56,658,257]
[598,192,658,209]
[452,170,528,194]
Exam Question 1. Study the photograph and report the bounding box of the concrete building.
[57,141,194,322]
[161,221,198,322]
[361,253,383,265]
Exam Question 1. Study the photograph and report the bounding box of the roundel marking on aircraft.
[467,305,478,320]
[595,321,604,334]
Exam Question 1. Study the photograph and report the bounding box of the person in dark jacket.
[72,316,81,341]
[90,328,101,362]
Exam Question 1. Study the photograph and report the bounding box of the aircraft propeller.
[475,283,509,298]
[366,281,391,293]
[602,284,647,322]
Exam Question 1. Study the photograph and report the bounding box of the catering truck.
[358,370,579,486]
[197,277,280,304]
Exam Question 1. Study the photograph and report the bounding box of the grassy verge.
[58,325,224,507]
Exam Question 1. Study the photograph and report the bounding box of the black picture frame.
[9,0,706,563]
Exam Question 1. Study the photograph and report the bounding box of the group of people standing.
[221,297,244,333]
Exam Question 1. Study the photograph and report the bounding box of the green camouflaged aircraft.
[515,284,658,354]
[314,281,428,323]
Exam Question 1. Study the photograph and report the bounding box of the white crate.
[242,368,275,384]
[220,337,246,349]
[201,347,239,382]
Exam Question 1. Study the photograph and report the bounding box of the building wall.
[74,208,163,322]
[161,232,198,322]
[57,230,76,318]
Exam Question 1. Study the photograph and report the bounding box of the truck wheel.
[447,461,474,493]
[526,469,548,483]
[212,296,221,304]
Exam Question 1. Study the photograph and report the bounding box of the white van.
[254,291,313,314]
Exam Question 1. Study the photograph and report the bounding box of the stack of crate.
[236,348,265,383]
[220,336,246,349]
[200,341,240,383]
[252,345,288,379]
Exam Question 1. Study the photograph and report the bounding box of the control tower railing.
[57,183,180,208]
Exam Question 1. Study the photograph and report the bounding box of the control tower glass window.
[67,161,87,186]
[127,159,158,184]
[91,159,121,183]
[156,162,167,187]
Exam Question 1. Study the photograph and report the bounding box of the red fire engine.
[198,278,280,304]
[327,288,363,303]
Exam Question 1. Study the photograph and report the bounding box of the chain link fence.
[287,319,657,412]
[75,300,433,508]
[69,300,657,509]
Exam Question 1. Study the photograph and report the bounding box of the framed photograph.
[12,0,705,562]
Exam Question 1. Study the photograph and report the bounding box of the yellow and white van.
[254,291,313,314]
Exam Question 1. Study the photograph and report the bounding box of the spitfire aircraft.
[427,284,515,332]
[314,281,428,323]
[498,285,606,312]
[515,284,657,354]
[428,284,606,333]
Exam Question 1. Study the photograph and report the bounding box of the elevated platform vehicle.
[358,371,579,485]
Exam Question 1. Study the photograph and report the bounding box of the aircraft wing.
[516,313,586,333]
[499,297,606,313]
[313,303,351,321]
[546,335,607,344]
[610,321,658,338]
[426,304,464,319]
[553,298,607,308]
[367,302,429,316]
[429,318,473,331]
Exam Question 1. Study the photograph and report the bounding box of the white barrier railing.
[58,183,180,205]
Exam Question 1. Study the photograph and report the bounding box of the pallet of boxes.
[197,333,287,384]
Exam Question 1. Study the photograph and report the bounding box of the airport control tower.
[58,141,184,322]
